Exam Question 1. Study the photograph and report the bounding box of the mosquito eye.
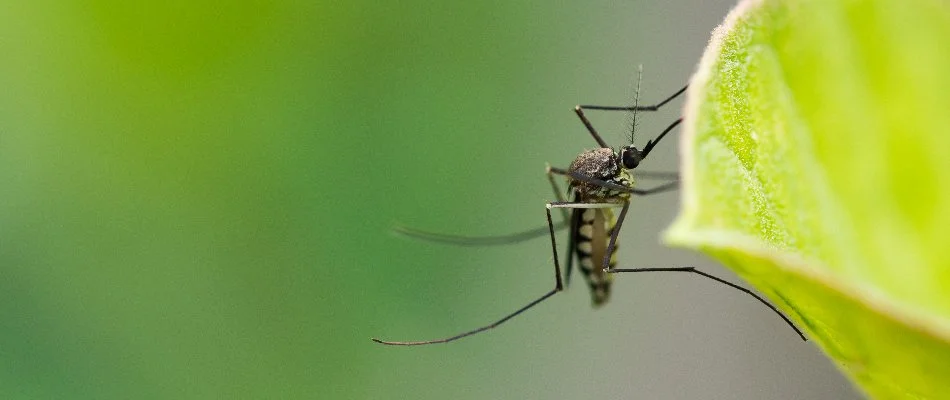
[621,147,641,169]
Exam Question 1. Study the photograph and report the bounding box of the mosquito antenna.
[628,64,644,144]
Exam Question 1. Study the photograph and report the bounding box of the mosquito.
[372,82,806,346]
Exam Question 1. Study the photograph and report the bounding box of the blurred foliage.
[667,0,950,397]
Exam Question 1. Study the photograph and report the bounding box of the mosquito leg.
[393,222,568,247]
[387,163,585,249]
[573,106,611,148]
[550,201,627,289]
[547,167,678,197]
[546,163,571,220]
[629,180,678,196]
[545,164,578,286]
[371,287,560,346]
[577,85,687,112]
[547,200,624,286]
[601,201,630,273]
[563,210,579,288]
[390,164,613,248]
[634,171,680,181]
[608,266,807,341]
[574,85,687,148]
[371,202,581,346]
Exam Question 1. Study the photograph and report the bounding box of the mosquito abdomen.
[574,208,617,306]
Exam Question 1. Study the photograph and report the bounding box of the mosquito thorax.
[567,147,634,199]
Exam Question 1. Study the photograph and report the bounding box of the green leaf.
[665,0,950,397]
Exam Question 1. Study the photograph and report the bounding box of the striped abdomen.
[573,207,617,307]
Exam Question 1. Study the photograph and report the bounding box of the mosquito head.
[619,145,644,170]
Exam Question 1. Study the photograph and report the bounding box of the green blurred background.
[1,1,860,398]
